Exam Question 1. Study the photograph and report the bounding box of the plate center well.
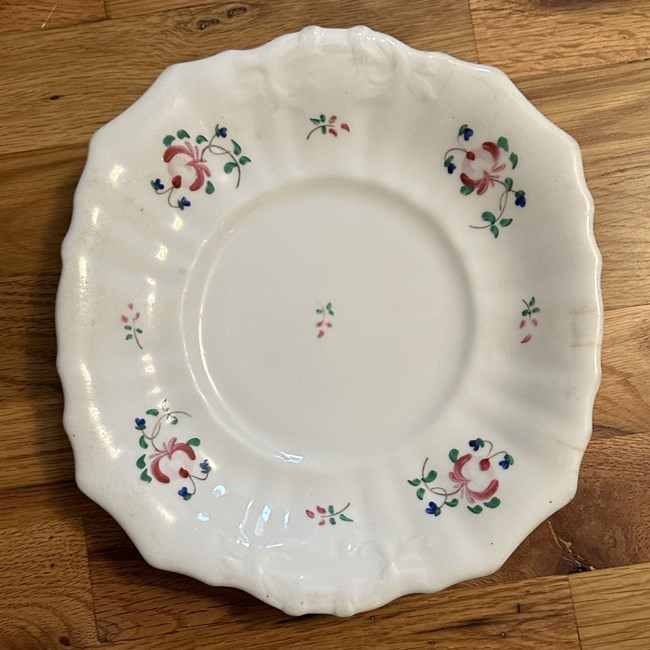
[183,178,473,463]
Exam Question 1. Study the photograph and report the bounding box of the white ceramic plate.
[57,26,602,616]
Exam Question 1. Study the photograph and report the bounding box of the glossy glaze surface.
[56,26,602,616]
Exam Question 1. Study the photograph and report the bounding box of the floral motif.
[315,302,334,338]
[306,114,350,140]
[519,296,541,344]
[407,438,514,516]
[151,124,252,210]
[444,124,527,238]
[121,302,143,349]
[164,141,211,192]
[306,503,353,525]
[134,399,212,500]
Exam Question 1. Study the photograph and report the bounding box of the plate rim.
[56,24,603,616]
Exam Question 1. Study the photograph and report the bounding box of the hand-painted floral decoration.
[519,296,541,343]
[306,503,353,525]
[306,114,350,139]
[121,302,143,349]
[134,399,212,500]
[315,302,335,338]
[444,124,527,238]
[151,124,251,210]
[408,438,514,516]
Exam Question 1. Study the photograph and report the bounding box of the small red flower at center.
[315,301,335,338]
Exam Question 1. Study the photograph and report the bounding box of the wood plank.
[0,142,80,491]
[84,512,278,643]
[543,433,650,573]
[0,519,97,649]
[517,60,650,311]
[0,390,72,491]
[103,0,474,50]
[0,143,81,273]
[0,274,59,378]
[106,0,260,20]
[0,0,476,157]
[0,0,647,647]
[85,512,579,647]
[106,0,477,59]
[469,0,650,79]
[0,481,99,528]
[595,305,650,437]
[570,563,650,649]
[0,269,71,490]
[0,0,106,35]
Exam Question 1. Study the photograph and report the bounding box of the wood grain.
[0,269,69,490]
[517,59,650,311]
[470,0,650,79]
[0,142,79,492]
[0,0,106,35]
[0,519,96,649]
[596,306,650,437]
[123,573,579,649]
[1,0,649,647]
[0,0,477,158]
[0,481,99,528]
[0,143,82,273]
[571,563,650,649]
[0,391,72,491]
[546,433,650,572]
[106,0,228,19]
[86,510,580,648]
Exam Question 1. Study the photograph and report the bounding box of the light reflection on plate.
[57,26,602,616]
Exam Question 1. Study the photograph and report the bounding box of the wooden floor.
[1,1,649,648]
